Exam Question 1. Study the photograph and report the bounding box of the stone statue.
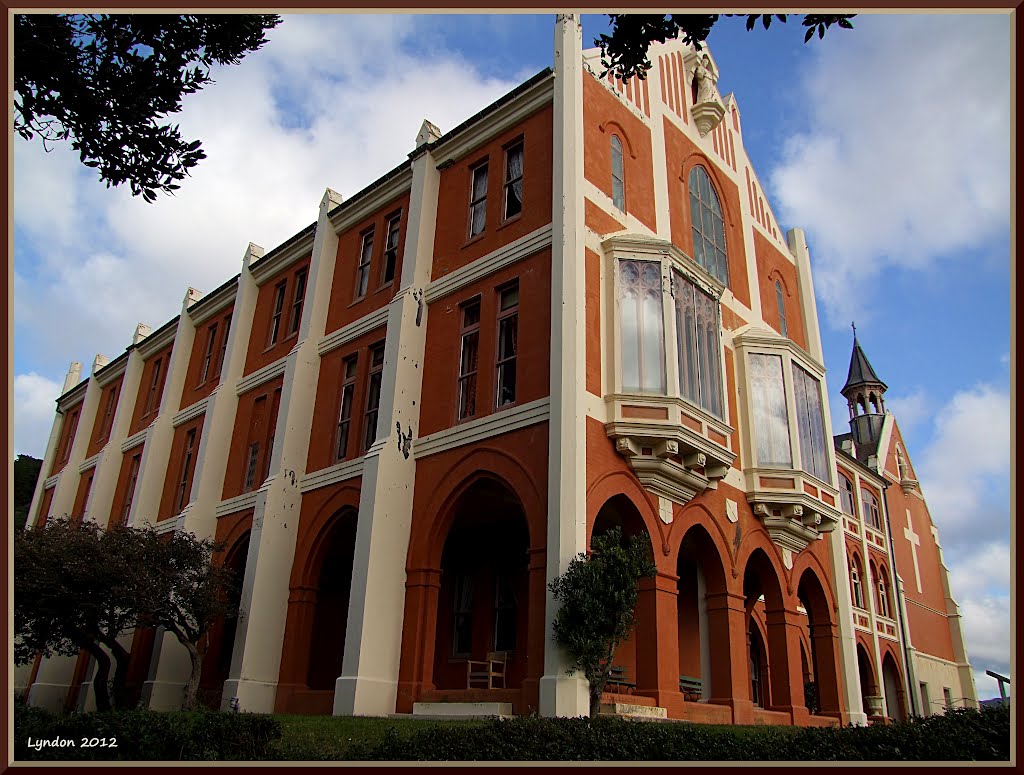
[694,54,717,104]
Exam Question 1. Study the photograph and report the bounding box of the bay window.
[794,364,829,481]
[618,259,666,393]
[749,353,792,467]
[674,270,723,418]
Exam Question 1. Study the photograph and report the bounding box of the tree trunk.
[83,643,112,712]
[181,640,203,711]
[107,639,132,710]
[589,684,603,718]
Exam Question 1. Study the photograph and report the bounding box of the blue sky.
[12,13,1010,699]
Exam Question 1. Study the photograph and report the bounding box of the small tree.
[131,527,239,710]
[549,527,657,717]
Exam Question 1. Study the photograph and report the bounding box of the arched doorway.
[199,530,250,708]
[432,478,530,691]
[676,525,728,703]
[881,652,906,721]
[856,642,879,717]
[305,509,358,691]
[796,568,842,717]
[591,494,652,694]
[748,619,769,708]
[741,548,789,711]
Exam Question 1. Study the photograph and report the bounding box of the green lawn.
[269,714,488,760]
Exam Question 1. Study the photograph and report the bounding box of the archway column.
[522,547,547,713]
[276,585,318,696]
[765,605,810,725]
[395,567,442,714]
[705,590,753,724]
[811,620,843,718]
[636,571,683,716]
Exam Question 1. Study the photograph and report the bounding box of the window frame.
[457,297,482,421]
[381,213,402,287]
[687,164,730,287]
[243,442,260,492]
[177,428,197,513]
[354,230,374,300]
[775,279,788,339]
[143,358,163,417]
[214,313,232,379]
[495,282,519,410]
[335,354,359,461]
[121,452,142,525]
[468,160,489,239]
[610,134,625,211]
[362,342,386,452]
[839,473,857,517]
[199,322,218,385]
[97,385,118,443]
[268,281,287,347]
[502,140,524,222]
[861,486,882,531]
[288,267,308,337]
[850,555,865,610]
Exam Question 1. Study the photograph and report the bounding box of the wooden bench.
[679,675,703,701]
[606,665,635,694]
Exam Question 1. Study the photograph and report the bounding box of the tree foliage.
[14,13,281,202]
[13,454,43,531]
[15,517,238,711]
[596,14,856,81]
[548,527,657,717]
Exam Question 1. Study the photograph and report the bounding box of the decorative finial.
[851,321,857,338]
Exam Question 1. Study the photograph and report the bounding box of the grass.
[269,714,488,760]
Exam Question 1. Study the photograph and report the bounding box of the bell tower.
[841,325,888,453]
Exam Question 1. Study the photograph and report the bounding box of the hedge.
[340,706,1011,762]
[14,702,282,761]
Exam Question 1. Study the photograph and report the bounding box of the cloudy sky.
[12,13,1011,700]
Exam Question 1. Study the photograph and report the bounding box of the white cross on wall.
[904,508,922,594]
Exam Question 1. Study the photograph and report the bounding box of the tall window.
[851,556,864,609]
[749,629,763,707]
[878,572,891,618]
[244,443,260,491]
[688,166,729,286]
[355,231,374,299]
[610,135,625,211]
[144,358,163,416]
[861,486,881,530]
[458,300,481,420]
[333,355,359,462]
[749,353,792,466]
[60,409,80,462]
[268,281,287,346]
[214,314,231,378]
[177,428,196,512]
[775,280,788,338]
[382,214,401,285]
[673,270,722,417]
[618,260,665,392]
[452,573,474,656]
[79,472,94,520]
[469,162,488,238]
[503,142,524,220]
[199,323,218,384]
[839,474,857,516]
[496,284,519,408]
[98,387,117,442]
[121,453,141,525]
[793,364,829,482]
[363,344,385,451]
[493,571,518,652]
[263,388,281,483]
[288,268,307,337]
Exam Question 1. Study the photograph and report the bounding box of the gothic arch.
[598,120,639,159]
[586,469,664,559]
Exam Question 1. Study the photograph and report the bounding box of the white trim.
[414,397,550,459]
[249,232,316,286]
[120,427,149,453]
[135,321,178,359]
[215,490,260,518]
[299,458,366,494]
[235,356,288,396]
[431,75,554,168]
[78,453,102,474]
[172,396,210,427]
[905,597,955,619]
[318,307,390,356]
[188,279,239,326]
[424,223,553,304]
[43,473,60,490]
[94,357,128,388]
[56,383,88,411]
[328,168,414,236]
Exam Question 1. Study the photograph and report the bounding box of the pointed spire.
[842,326,887,395]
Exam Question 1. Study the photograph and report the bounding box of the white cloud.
[13,373,64,458]
[885,388,931,445]
[770,14,1010,328]
[13,15,524,459]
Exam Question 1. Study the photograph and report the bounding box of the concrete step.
[412,701,514,719]
[599,702,668,721]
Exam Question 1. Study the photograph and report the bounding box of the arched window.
[688,166,729,286]
[860,486,881,530]
[850,556,864,609]
[775,279,788,338]
[839,474,857,516]
[611,135,625,211]
[878,569,891,618]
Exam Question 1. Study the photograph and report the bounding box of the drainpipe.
[881,480,918,717]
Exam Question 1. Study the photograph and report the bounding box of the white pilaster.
[539,12,589,718]
[23,361,79,528]
[221,191,340,713]
[786,228,824,363]
[335,122,439,717]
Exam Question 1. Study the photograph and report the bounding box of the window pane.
[674,274,698,403]
[695,291,722,417]
[749,354,791,466]
[641,289,665,391]
[794,365,828,481]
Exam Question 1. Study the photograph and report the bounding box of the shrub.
[14,706,282,761]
